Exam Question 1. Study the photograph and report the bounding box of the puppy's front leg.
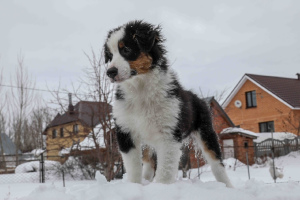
[116,126,142,183]
[154,139,182,184]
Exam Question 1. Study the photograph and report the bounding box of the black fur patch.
[189,93,222,160]
[166,78,181,98]
[168,83,222,160]
[115,86,125,100]
[115,125,135,153]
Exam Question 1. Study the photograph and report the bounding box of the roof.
[204,96,235,127]
[220,127,258,139]
[222,73,300,109]
[0,133,22,155]
[44,101,112,134]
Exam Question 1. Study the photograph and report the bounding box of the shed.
[219,127,258,165]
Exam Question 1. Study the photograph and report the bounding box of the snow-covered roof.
[221,127,258,138]
[254,132,297,143]
[31,149,46,157]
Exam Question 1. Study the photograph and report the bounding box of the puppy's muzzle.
[106,67,118,80]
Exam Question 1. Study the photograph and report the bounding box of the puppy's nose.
[106,67,118,79]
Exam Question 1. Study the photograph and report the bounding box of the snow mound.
[15,161,60,173]
[19,185,75,200]
[95,171,107,184]
[273,150,300,166]
[223,158,245,169]
[17,179,300,200]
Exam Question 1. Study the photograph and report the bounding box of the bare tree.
[29,106,53,150]
[198,87,229,103]
[79,48,119,181]
[9,54,37,162]
[0,65,7,171]
[281,111,300,149]
[47,48,119,181]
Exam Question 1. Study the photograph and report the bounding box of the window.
[245,91,257,108]
[52,129,57,139]
[73,124,79,134]
[259,121,274,132]
[60,128,64,137]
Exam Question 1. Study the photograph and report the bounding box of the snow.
[254,132,298,143]
[60,124,106,155]
[31,149,46,157]
[1,151,300,200]
[15,161,60,174]
[221,127,258,138]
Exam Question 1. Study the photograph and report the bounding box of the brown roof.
[44,101,112,133]
[246,73,300,108]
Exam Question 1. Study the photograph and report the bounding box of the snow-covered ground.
[1,151,300,200]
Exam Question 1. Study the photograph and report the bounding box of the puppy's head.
[104,21,164,83]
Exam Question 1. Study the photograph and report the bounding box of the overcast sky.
[1,0,300,105]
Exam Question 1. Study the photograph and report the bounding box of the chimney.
[297,73,300,80]
[68,93,74,114]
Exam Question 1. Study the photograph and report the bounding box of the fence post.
[254,143,258,164]
[197,156,200,179]
[62,169,65,187]
[40,153,45,183]
[284,139,289,155]
[244,143,250,180]
[271,132,276,183]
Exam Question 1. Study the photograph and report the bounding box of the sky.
[1,0,300,106]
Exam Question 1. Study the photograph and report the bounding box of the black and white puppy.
[104,20,233,187]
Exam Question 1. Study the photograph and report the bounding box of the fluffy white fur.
[142,161,155,182]
[112,67,182,184]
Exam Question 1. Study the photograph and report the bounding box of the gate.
[254,137,299,158]
[223,139,234,159]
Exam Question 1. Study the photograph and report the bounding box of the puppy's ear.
[104,44,112,63]
[134,26,160,53]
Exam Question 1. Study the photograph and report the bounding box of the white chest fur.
[113,69,181,144]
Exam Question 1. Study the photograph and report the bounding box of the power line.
[0,84,65,94]
[0,84,87,96]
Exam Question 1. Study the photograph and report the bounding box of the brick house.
[43,95,114,162]
[222,73,300,136]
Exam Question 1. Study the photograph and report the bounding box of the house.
[222,73,300,135]
[0,133,22,155]
[43,94,113,162]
